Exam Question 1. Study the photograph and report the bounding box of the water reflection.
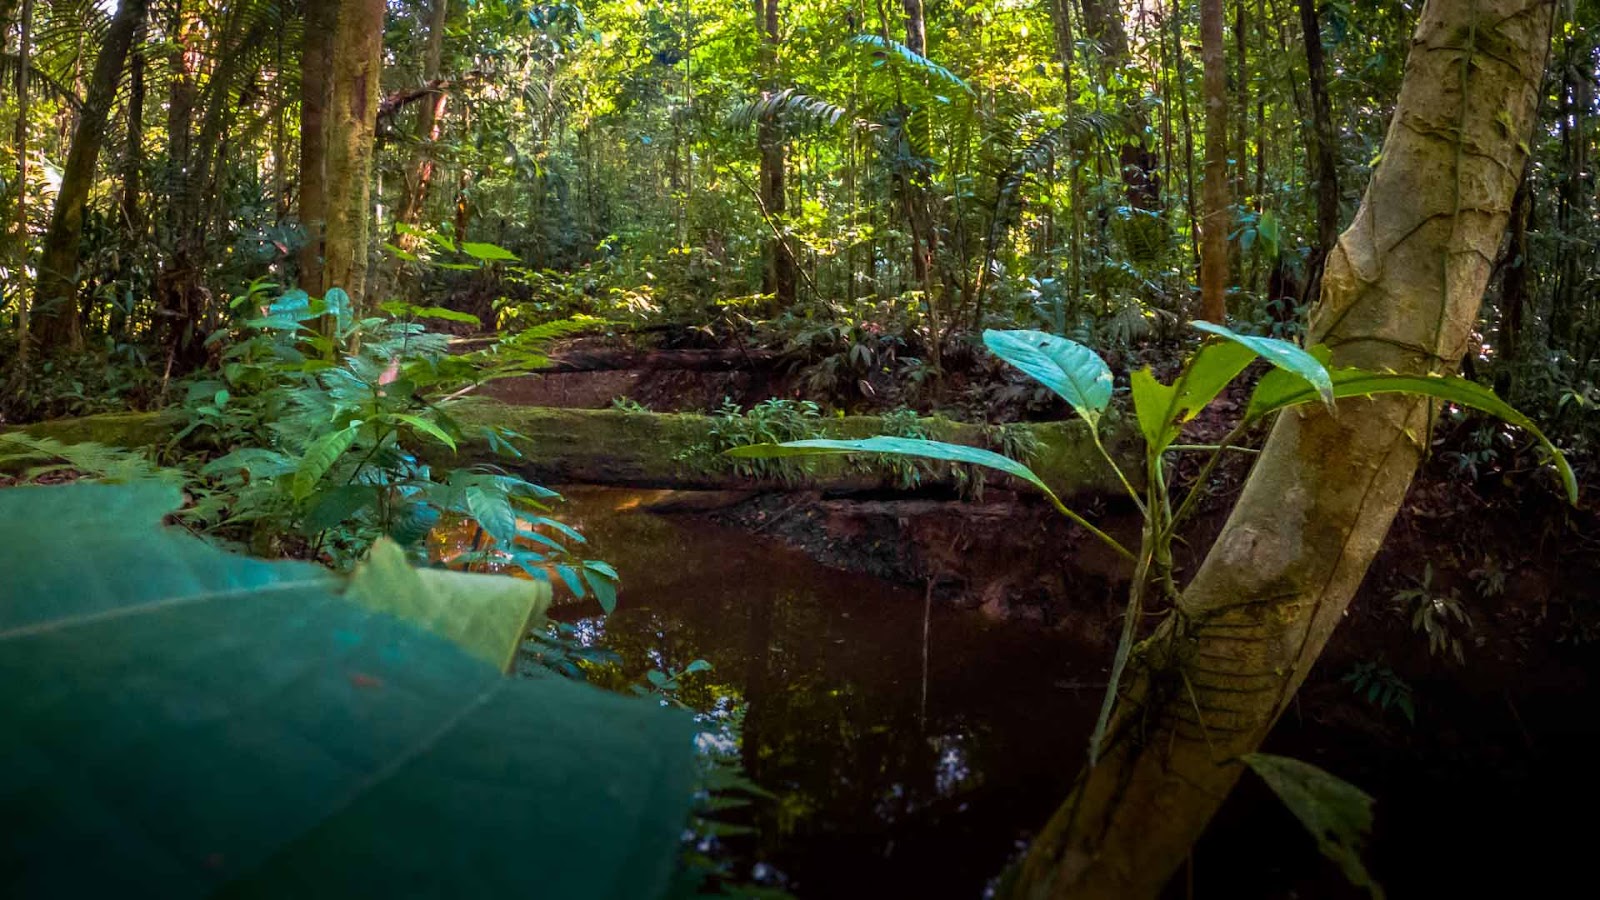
[542,486,1101,899]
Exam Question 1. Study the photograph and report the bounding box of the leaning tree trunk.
[321,0,385,314]
[31,0,146,352]
[1009,1,1553,896]
[1198,0,1229,322]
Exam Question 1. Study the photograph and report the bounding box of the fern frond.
[728,88,872,133]
[0,433,174,485]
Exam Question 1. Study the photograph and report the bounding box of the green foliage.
[1242,754,1384,900]
[0,432,173,485]
[1342,662,1416,725]
[0,481,697,898]
[1392,564,1472,665]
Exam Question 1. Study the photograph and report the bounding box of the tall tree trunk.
[1497,166,1532,395]
[1198,0,1228,322]
[1299,0,1340,300]
[298,0,337,294]
[31,0,147,351]
[321,0,385,313]
[758,0,795,308]
[1008,2,1552,896]
[8,0,34,372]
[395,0,449,239]
[113,20,147,342]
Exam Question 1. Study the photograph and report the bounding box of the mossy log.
[5,399,1136,499]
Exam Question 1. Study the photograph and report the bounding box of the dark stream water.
[541,486,1100,898]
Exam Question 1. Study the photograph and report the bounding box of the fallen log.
[4,400,1136,499]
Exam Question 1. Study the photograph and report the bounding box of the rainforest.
[1,0,1596,897]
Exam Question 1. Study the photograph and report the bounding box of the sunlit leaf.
[983,329,1113,428]
[1193,321,1334,411]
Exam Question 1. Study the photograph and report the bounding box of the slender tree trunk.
[9,0,34,371]
[321,0,385,312]
[1008,2,1553,896]
[1299,0,1340,301]
[1198,0,1228,321]
[113,21,147,342]
[395,0,449,239]
[31,0,147,351]
[298,0,337,294]
[758,0,795,308]
[1497,166,1531,395]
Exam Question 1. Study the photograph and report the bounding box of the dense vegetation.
[1,0,1595,897]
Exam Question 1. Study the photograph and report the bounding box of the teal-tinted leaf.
[729,437,1134,562]
[582,568,618,614]
[1248,367,1578,504]
[0,483,696,899]
[1243,754,1384,899]
[983,329,1113,427]
[729,436,1052,495]
[324,287,353,333]
[467,486,517,547]
[553,563,586,598]
[460,241,520,262]
[1193,321,1334,411]
[268,289,310,319]
[291,425,360,501]
[346,538,550,672]
[201,447,297,479]
[385,498,440,546]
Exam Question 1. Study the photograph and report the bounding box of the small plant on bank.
[1343,662,1417,725]
[1394,564,1473,665]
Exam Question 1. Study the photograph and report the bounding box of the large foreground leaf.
[0,482,696,899]
[1243,753,1384,899]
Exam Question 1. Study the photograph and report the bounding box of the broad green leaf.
[1193,321,1334,411]
[0,482,696,899]
[291,424,360,501]
[728,437,1134,561]
[983,329,1113,427]
[390,413,457,451]
[201,447,297,479]
[466,485,517,546]
[268,289,310,319]
[435,261,480,271]
[303,483,380,533]
[1248,366,1579,504]
[346,538,550,672]
[1243,754,1384,899]
[582,568,618,614]
[1131,341,1257,455]
[460,241,520,262]
[382,242,419,261]
[729,436,1052,494]
[324,287,353,333]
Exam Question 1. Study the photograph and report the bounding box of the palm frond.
[849,34,974,97]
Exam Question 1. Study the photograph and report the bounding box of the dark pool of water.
[544,487,1102,898]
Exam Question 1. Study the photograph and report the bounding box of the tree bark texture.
[31,0,146,351]
[321,0,385,311]
[1009,2,1553,896]
[1299,0,1341,288]
[298,0,337,294]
